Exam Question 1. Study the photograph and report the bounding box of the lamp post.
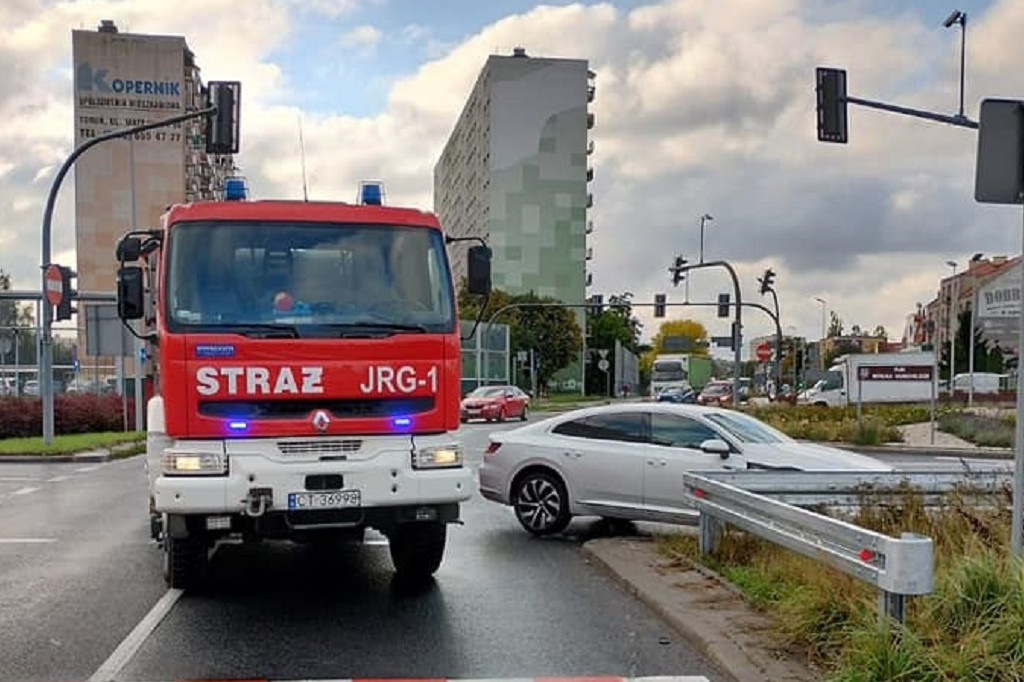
[941,9,968,121]
[947,260,958,394]
[698,214,714,264]
[814,297,827,370]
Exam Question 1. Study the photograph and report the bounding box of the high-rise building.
[72,20,235,299]
[434,47,595,303]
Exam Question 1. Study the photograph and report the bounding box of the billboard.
[72,29,187,297]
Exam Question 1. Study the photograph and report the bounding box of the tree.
[822,339,861,368]
[850,324,863,336]
[641,319,709,372]
[873,324,888,338]
[511,291,582,392]
[827,311,843,338]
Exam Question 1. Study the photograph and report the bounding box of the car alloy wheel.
[512,471,570,536]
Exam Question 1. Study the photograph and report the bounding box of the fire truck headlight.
[162,450,227,475]
[412,445,462,469]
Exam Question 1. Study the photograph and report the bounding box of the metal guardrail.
[681,470,1013,623]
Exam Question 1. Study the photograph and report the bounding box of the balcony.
[588,84,595,103]
[586,247,593,261]
[586,167,594,182]
[586,272,593,287]
[586,220,594,234]
[586,194,593,208]
[587,112,595,129]
[587,140,595,155]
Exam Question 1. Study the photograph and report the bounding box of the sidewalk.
[583,536,818,682]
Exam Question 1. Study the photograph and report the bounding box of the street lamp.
[946,260,958,393]
[941,9,968,121]
[814,297,827,370]
[698,214,714,264]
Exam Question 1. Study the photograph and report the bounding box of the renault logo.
[311,410,331,433]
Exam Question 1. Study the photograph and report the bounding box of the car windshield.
[468,387,507,398]
[702,382,730,395]
[652,360,686,381]
[705,411,794,444]
[166,221,455,335]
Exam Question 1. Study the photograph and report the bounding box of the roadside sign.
[44,265,63,306]
[858,365,933,381]
[598,359,610,372]
[756,342,772,362]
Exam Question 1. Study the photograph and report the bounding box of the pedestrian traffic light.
[816,67,848,144]
[671,255,688,287]
[759,268,776,295]
[654,293,666,318]
[717,293,730,318]
[55,266,77,322]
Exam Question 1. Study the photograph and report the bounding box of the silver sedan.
[479,402,892,536]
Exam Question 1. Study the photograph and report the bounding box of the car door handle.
[564,451,583,458]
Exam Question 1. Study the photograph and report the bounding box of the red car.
[696,380,734,406]
[460,385,530,423]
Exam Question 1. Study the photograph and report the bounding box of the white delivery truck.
[797,352,936,408]
[952,372,1004,395]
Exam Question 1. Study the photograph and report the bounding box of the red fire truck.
[116,180,490,589]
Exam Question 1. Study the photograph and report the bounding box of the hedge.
[0,394,135,439]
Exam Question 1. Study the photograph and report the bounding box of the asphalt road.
[0,415,730,682]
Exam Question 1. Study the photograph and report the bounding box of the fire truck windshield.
[165,221,456,335]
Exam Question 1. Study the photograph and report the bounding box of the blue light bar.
[224,177,247,201]
[359,181,383,205]
[228,420,249,431]
[393,417,412,427]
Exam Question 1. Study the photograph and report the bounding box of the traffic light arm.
[845,94,978,129]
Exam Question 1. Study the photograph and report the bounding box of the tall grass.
[658,485,1024,681]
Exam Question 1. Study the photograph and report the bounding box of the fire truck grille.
[278,440,363,455]
[199,397,435,420]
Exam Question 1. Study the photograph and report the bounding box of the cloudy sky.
[2,0,1022,353]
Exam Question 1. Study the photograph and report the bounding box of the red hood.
[160,333,459,438]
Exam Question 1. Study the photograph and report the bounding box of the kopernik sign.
[857,365,934,381]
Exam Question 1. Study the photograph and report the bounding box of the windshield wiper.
[201,323,301,339]
[328,321,428,335]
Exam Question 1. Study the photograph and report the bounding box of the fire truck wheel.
[388,521,446,580]
[164,533,209,590]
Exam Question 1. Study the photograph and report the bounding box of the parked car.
[696,379,734,406]
[460,385,530,423]
[22,380,39,396]
[655,386,696,404]
[479,403,892,536]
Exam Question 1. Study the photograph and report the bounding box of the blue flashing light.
[393,417,412,428]
[228,420,249,431]
[359,181,383,205]
[224,177,247,201]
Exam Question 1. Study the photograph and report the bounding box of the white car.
[479,403,892,536]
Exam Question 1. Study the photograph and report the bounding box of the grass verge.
[746,404,931,444]
[938,412,1015,448]
[0,431,145,456]
[658,486,1022,681]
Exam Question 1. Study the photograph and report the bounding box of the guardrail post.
[879,591,905,625]
[698,514,723,555]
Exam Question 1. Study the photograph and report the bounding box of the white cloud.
[2,0,1023,351]
[339,24,381,55]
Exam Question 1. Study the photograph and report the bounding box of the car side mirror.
[466,245,491,295]
[700,438,731,459]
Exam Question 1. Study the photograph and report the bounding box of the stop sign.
[756,342,772,362]
[44,264,63,306]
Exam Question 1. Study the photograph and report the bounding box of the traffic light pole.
[39,106,215,444]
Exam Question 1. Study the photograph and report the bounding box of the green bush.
[938,412,1014,448]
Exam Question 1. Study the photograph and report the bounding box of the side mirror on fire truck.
[466,245,492,296]
[116,236,142,262]
[117,266,145,320]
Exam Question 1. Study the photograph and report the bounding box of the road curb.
[0,440,143,464]
[834,443,1014,459]
[582,537,817,682]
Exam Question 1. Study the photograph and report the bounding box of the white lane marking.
[46,475,72,482]
[88,588,183,682]
[12,487,39,496]
[0,538,56,544]
[75,466,100,473]
[0,477,39,482]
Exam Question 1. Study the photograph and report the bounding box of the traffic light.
[759,268,776,295]
[717,293,730,318]
[671,255,688,287]
[206,81,241,154]
[55,266,77,322]
[588,294,604,316]
[816,67,848,144]
[654,293,666,318]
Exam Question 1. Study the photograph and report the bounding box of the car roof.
[522,401,735,429]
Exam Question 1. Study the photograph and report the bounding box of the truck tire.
[164,534,209,590]
[388,522,446,581]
